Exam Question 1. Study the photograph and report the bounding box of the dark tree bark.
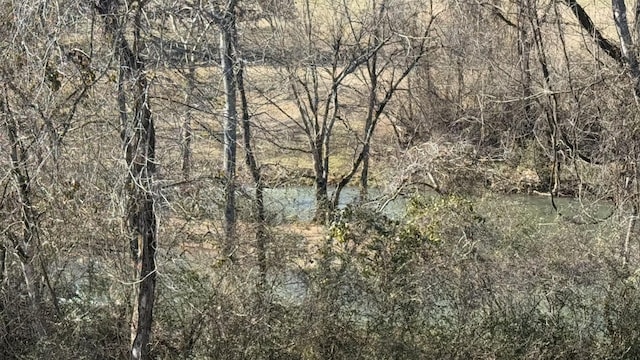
[0,242,5,289]
[237,50,268,291]
[612,0,640,97]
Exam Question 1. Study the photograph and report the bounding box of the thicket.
[4,194,639,359]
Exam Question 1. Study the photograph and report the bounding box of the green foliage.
[299,195,640,359]
[316,199,493,359]
[405,194,485,243]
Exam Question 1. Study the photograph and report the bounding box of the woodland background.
[3,0,640,358]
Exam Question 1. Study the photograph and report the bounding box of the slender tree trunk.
[517,1,534,143]
[359,44,378,200]
[126,41,157,360]
[528,0,560,199]
[0,243,5,289]
[313,145,330,223]
[236,41,267,291]
[127,60,156,360]
[179,7,200,182]
[197,0,241,257]
[360,146,370,198]
[220,11,238,257]
[315,180,330,222]
[130,191,157,360]
[96,1,157,358]
[182,66,195,180]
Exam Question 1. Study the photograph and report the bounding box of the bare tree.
[560,0,640,264]
[96,0,157,358]
[236,45,268,290]
[1,86,47,336]
[220,1,239,256]
[194,0,242,256]
[333,0,435,205]
[258,0,431,222]
[0,0,96,340]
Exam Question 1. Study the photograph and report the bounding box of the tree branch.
[561,0,624,66]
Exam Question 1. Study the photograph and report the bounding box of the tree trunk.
[130,192,157,360]
[612,0,638,67]
[125,38,157,360]
[220,13,238,257]
[236,44,267,291]
[360,146,370,199]
[0,243,5,289]
[612,0,640,97]
[562,0,623,65]
[528,0,564,205]
[127,65,156,360]
[96,1,157,358]
[182,66,195,180]
[313,145,331,223]
[517,1,535,143]
[359,44,378,200]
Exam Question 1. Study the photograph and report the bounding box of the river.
[261,186,613,224]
